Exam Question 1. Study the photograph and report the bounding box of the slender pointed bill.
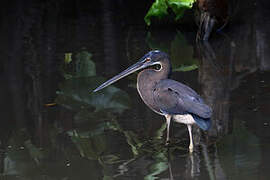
[93,61,147,92]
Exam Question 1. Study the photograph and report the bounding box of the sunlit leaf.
[144,0,168,26]
[144,0,195,25]
[168,0,195,20]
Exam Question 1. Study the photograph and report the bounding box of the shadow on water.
[1,0,270,179]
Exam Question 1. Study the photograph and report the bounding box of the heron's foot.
[189,144,194,153]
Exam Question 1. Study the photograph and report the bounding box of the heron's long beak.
[93,60,148,92]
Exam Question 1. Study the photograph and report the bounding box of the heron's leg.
[165,115,171,145]
[187,124,194,153]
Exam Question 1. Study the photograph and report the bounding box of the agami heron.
[94,50,212,152]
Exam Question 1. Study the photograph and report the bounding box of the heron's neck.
[136,59,171,114]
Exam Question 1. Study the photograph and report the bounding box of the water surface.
[0,1,270,179]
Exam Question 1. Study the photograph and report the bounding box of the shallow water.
[1,1,270,180]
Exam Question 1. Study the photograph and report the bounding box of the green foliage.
[173,64,198,72]
[56,77,131,113]
[64,53,72,64]
[4,128,102,180]
[75,51,96,77]
[62,50,96,79]
[58,51,131,114]
[144,0,195,26]
[69,130,107,160]
[146,31,198,72]
[145,0,168,26]
[170,31,198,71]
[144,150,168,180]
[24,140,44,164]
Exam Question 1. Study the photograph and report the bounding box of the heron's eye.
[154,64,161,70]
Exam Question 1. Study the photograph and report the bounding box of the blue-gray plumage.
[93,50,212,152]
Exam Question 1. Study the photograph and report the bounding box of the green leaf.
[168,0,195,20]
[64,53,72,64]
[61,50,96,79]
[69,130,106,160]
[144,0,195,25]
[124,131,141,156]
[146,31,199,72]
[55,76,131,113]
[144,0,169,26]
[173,64,198,72]
[100,154,122,164]
[170,31,199,70]
[75,51,96,77]
[154,122,167,139]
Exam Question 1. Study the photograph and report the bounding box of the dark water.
[1,0,270,179]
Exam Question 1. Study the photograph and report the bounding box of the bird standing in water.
[94,50,212,152]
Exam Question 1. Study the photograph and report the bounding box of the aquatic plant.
[144,0,195,26]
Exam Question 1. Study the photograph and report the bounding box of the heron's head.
[93,50,170,92]
[139,50,169,67]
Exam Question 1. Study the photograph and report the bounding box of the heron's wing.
[153,79,212,118]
